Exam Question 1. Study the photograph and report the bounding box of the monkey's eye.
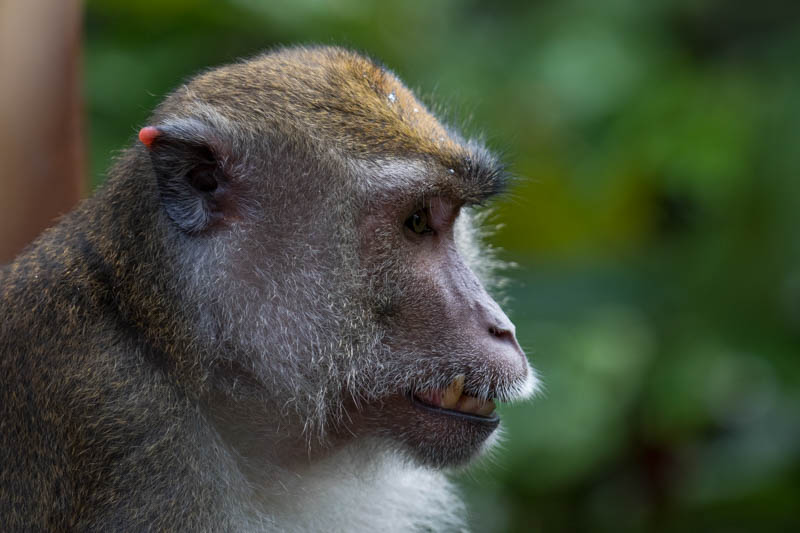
[405,209,433,235]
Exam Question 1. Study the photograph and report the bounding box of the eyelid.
[427,197,458,230]
[401,197,459,237]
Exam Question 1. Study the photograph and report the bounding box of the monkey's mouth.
[411,375,499,424]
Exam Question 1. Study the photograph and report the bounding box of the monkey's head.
[132,47,537,469]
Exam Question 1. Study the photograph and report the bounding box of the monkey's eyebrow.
[444,148,510,204]
[352,154,509,203]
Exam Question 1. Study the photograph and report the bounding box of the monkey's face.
[140,47,538,469]
[353,168,538,468]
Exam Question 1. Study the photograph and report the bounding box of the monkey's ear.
[139,121,231,234]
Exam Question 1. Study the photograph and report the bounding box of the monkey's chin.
[406,393,501,468]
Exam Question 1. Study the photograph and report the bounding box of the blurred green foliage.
[85,0,800,530]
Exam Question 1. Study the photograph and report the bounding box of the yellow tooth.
[458,395,482,414]
[476,399,496,417]
[441,374,465,409]
[458,396,496,417]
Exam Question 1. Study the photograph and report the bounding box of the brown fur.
[188,47,460,156]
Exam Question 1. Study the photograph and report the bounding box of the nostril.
[486,318,526,367]
[488,325,513,341]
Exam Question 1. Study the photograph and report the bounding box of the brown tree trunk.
[0,0,85,263]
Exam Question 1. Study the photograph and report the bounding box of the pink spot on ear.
[138,126,160,148]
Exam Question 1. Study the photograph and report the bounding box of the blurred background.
[3,0,799,530]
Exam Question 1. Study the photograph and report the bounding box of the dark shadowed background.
[8,0,800,531]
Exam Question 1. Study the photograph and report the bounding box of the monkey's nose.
[488,324,515,343]
[484,308,523,349]
[487,321,521,352]
[482,303,516,341]
[482,317,528,377]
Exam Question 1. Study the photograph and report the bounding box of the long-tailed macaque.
[0,46,537,532]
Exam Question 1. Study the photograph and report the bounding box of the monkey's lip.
[410,374,499,424]
[410,394,500,425]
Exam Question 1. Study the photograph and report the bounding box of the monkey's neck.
[238,442,467,532]
[81,153,214,374]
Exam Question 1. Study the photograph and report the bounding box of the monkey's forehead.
[171,46,473,164]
